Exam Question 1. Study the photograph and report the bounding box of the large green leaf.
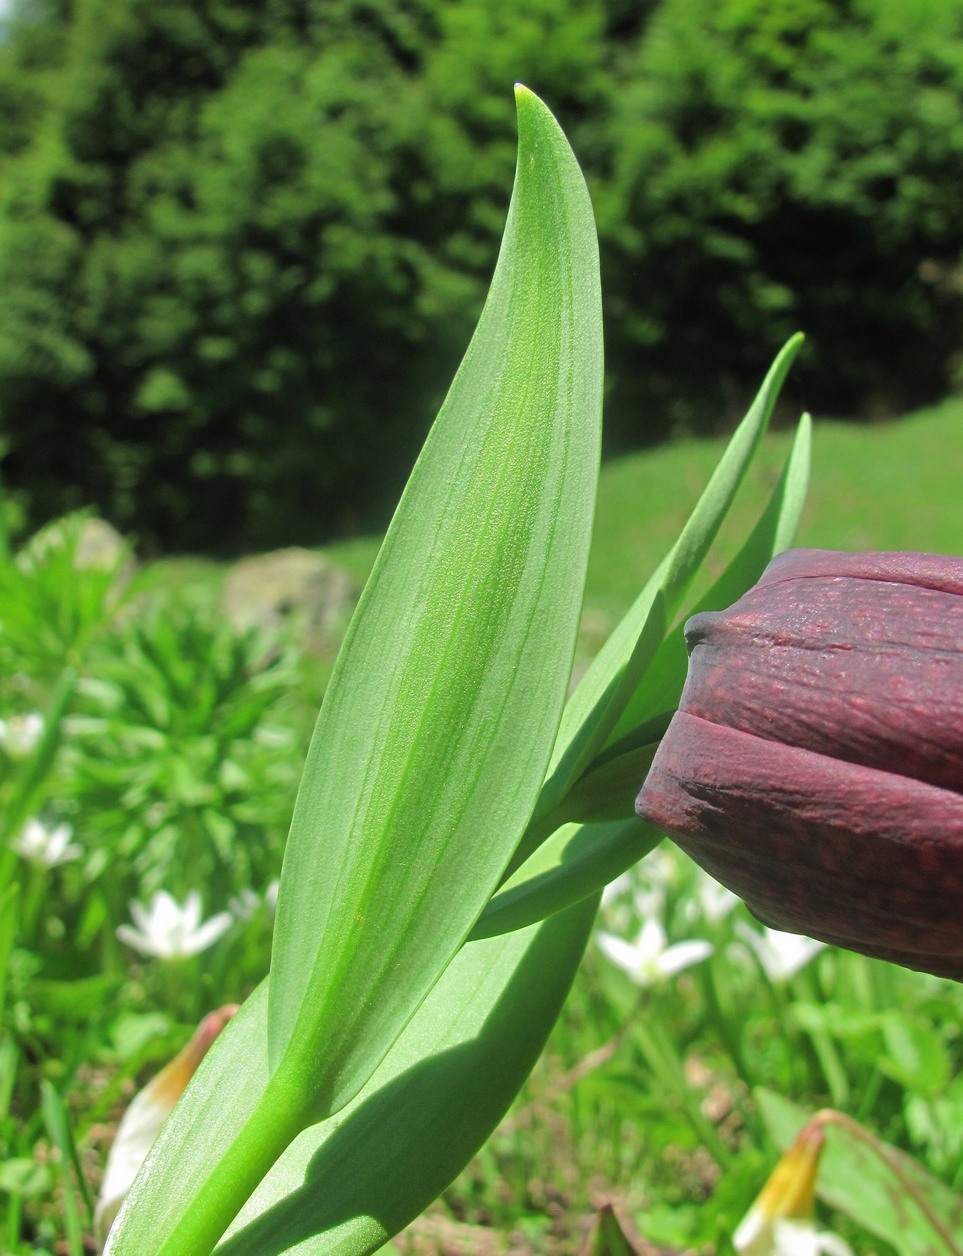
[267,84,602,1121]
[511,336,803,868]
[108,900,597,1256]
[106,86,602,1256]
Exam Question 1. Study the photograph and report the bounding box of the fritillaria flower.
[116,890,233,960]
[637,550,963,980]
[94,1006,238,1246]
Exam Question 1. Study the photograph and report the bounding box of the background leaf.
[758,1090,963,1256]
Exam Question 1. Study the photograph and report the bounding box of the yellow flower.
[733,1123,853,1256]
[95,1005,237,1249]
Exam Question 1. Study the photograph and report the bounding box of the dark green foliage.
[598,0,963,442]
[63,608,304,906]
[0,0,961,549]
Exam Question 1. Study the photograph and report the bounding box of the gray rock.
[222,548,357,652]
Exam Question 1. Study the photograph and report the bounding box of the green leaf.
[514,336,803,866]
[879,1012,950,1095]
[0,884,17,1018]
[267,83,602,1123]
[584,1204,645,1256]
[41,1078,93,1244]
[757,1090,963,1256]
[0,1157,53,1197]
[471,817,659,940]
[604,412,812,752]
[108,899,598,1256]
[107,86,603,1256]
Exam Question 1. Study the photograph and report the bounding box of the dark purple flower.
[636,549,963,979]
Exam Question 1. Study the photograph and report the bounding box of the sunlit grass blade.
[517,336,803,862]
[108,901,597,1256]
[41,1080,90,1254]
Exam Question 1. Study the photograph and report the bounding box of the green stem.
[152,1073,304,1256]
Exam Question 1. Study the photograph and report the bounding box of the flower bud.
[635,549,963,979]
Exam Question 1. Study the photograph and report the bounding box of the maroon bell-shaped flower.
[636,549,963,980]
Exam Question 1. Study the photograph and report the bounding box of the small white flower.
[228,888,260,922]
[735,1213,854,1256]
[734,923,825,983]
[264,878,280,914]
[13,818,81,869]
[0,711,43,759]
[116,891,233,960]
[596,918,713,987]
[692,871,740,923]
[641,847,681,889]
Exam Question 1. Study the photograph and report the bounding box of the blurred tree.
[596,0,963,442]
[0,0,962,548]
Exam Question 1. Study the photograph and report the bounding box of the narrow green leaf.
[0,664,75,851]
[40,1080,91,1252]
[108,900,597,1256]
[758,1090,963,1256]
[516,336,803,866]
[604,412,812,750]
[0,884,17,1018]
[267,84,602,1126]
[584,1204,645,1256]
[471,817,659,940]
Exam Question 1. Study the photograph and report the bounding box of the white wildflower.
[690,871,740,924]
[116,891,233,960]
[735,922,825,983]
[228,888,260,922]
[596,918,712,987]
[13,818,81,869]
[0,711,43,759]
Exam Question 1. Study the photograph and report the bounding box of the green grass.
[585,396,963,625]
[141,398,963,637]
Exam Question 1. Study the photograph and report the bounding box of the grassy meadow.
[4,397,962,1256]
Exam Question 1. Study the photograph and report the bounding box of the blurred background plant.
[0,508,311,1254]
